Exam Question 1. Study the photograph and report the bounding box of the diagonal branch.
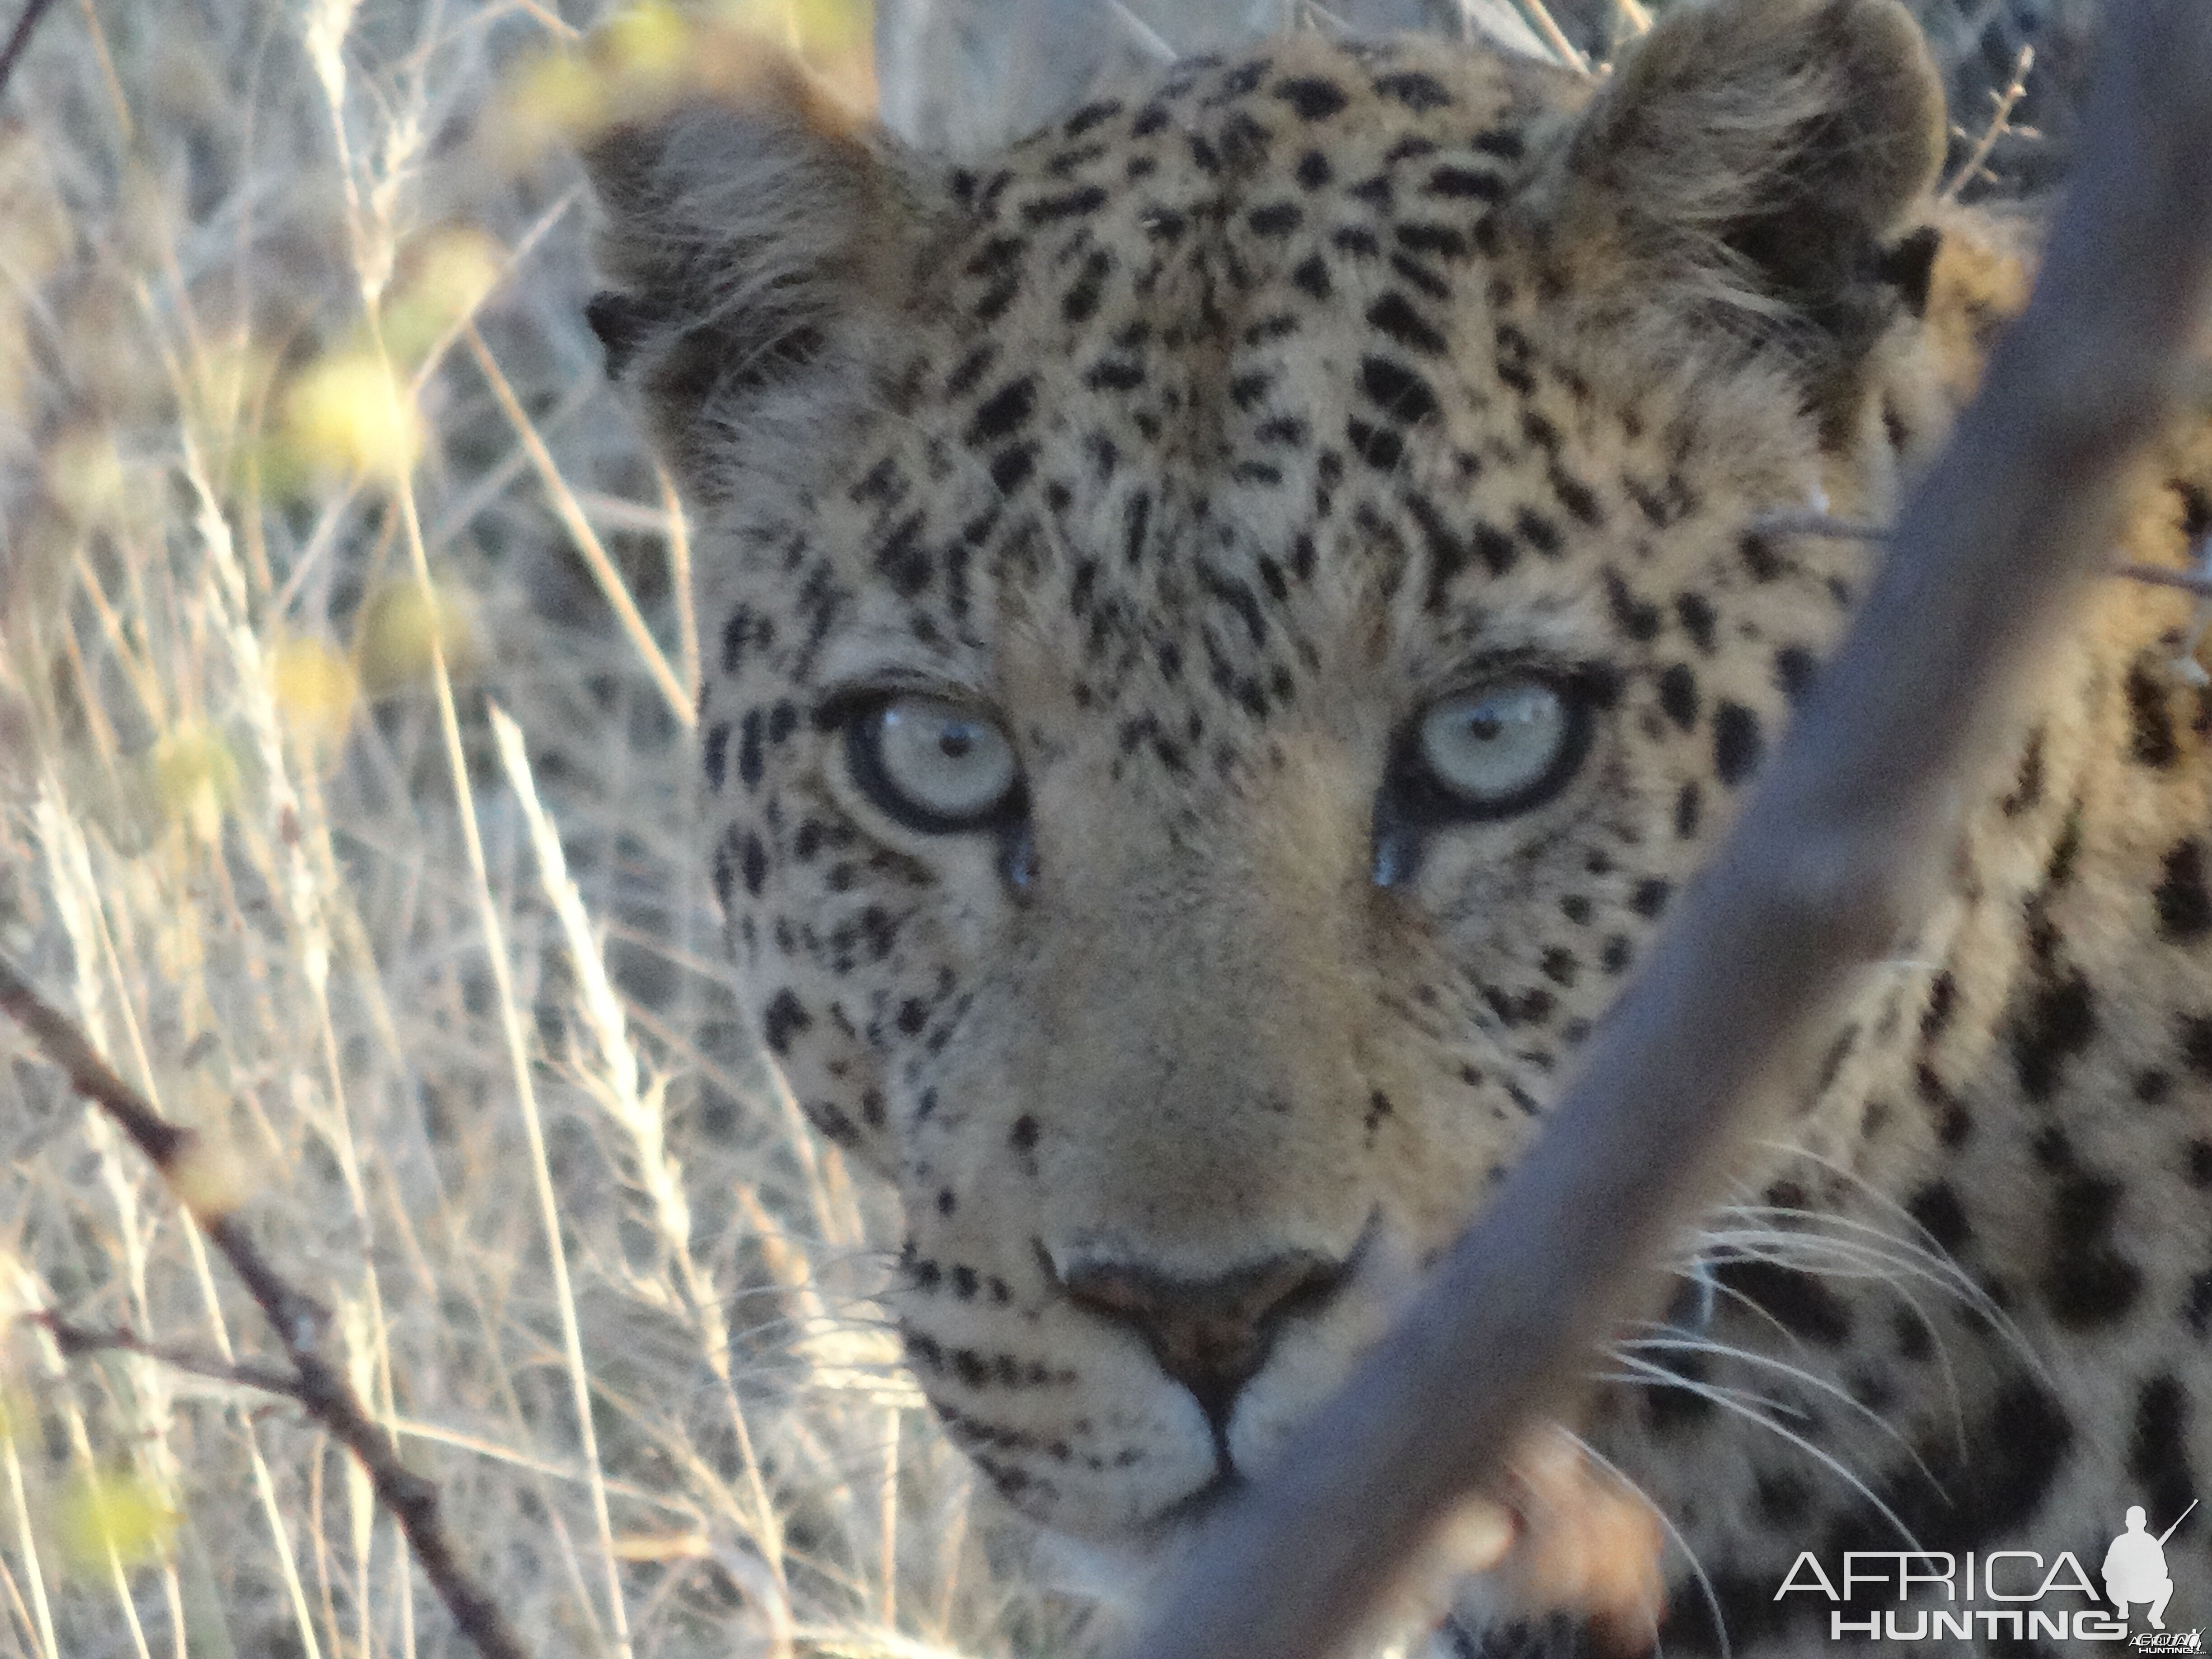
[0,956,533,1659]
[0,0,59,104]
[1113,1,2212,1655]
[32,1312,308,1402]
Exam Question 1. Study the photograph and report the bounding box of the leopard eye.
[847,694,1022,832]
[1412,676,1587,817]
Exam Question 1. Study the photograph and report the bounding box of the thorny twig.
[1115,1,2212,1655]
[0,954,532,1659]
[1940,42,2036,202]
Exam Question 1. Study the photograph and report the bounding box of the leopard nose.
[1060,1251,1351,1427]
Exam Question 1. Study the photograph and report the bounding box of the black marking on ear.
[1372,71,1452,113]
[1875,225,1941,318]
[1274,76,1349,122]
[586,291,649,378]
[1712,701,1763,785]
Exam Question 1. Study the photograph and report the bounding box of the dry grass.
[0,0,1087,1652]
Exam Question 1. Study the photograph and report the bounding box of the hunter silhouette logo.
[2107,1502,2195,1634]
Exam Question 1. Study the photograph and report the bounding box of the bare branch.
[0,956,533,1659]
[0,0,60,104]
[1113,2,2212,1655]
[30,1312,308,1402]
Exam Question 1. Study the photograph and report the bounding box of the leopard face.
[585,2,2212,1648]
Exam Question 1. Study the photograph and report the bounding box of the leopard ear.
[1526,0,1945,376]
[579,47,921,499]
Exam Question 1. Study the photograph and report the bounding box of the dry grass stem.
[465,328,695,729]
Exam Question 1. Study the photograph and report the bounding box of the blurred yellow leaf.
[495,2,873,169]
[57,1470,177,1575]
[602,0,691,87]
[495,5,692,163]
[270,637,360,750]
[381,229,507,362]
[498,50,613,163]
[283,350,423,480]
[44,428,127,528]
[357,578,476,691]
[149,725,243,833]
[169,1133,253,1218]
[724,0,867,58]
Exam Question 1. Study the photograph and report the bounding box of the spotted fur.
[584,1,2212,1650]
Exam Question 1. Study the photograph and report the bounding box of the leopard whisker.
[1733,1144,2053,1384]
[1691,1217,1982,1306]
[1680,1219,1982,1451]
[1602,1354,1932,1557]
[1602,1354,1809,1422]
[1616,1333,1940,1488]
[1695,1255,1974,1461]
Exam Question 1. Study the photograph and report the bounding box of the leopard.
[577,0,2212,1649]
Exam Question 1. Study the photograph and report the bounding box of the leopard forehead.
[742,33,1854,764]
